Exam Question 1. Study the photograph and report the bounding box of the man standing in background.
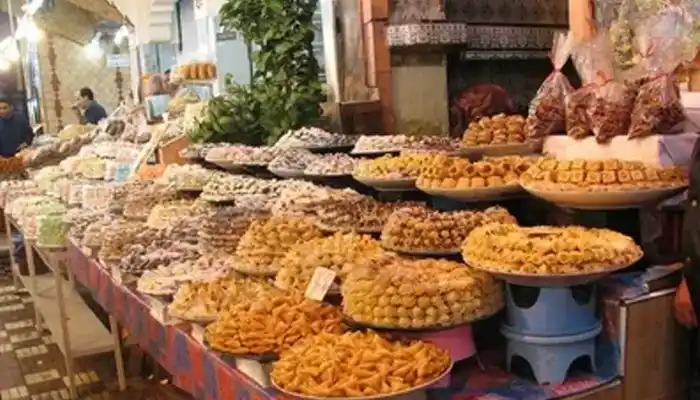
[72,87,107,124]
[0,97,33,156]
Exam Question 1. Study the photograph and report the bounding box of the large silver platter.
[462,254,642,287]
[268,167,305,179]
[521,183,687,210]
[353,175,417,191]
[418,184,521,201]
[382,243,460,256]
[272,362,453,400]
[203,157,246,172]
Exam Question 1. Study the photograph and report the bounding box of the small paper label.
[149,299,167,324]
[304,267,336,301]
[111,265,122,284]
[191,324,206,345]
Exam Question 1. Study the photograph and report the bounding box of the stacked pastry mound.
[462,223,643,275]
[343,258,503,329]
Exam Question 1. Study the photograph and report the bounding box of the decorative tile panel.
[445,0,568,26]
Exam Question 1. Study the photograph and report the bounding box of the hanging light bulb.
[22,0,45,15]
[5,41,19,62]
[0,58,12,71]
[25,19,41,43]
[85,33,104,60]
[114,25,129,45]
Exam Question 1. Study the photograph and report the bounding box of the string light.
[85,33,104,60]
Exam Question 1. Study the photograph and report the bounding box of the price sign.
[111,265,122,284]
[191,324,206,345]
[148,298,168,324]
[304,267,336,301]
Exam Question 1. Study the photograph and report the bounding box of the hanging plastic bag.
[565,35,602,139]
[627,9,694,138]
[583,34,635,143]
[526,32,575,138]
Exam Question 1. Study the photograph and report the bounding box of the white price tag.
[149,299,168,324]
[111,265,122,284]
[191,324,206,345]
[304,267,337,301]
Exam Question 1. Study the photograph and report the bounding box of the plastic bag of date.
[526,32,574,139]
[627,10,693,139]
[565,36,604,139]
[585,35,634,143]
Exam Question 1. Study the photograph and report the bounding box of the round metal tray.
[381,243,460,256]
[353,175,417,191]
[203,158,247,172]
[315,222,382,235]
[268,167,306,179]
[521,183,687,210]
[303,173,352,181]
[418,183,522,202]
[272,362,453,400]
[458,141,542,158]
[462,254,642,287]
[350,149,401,156]
[342,310,496,333]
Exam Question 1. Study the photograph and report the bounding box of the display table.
[56,238,687,400]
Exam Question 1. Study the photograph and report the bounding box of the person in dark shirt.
[73,87,107,124]
[678,138,700,399]
[0,97,33,157]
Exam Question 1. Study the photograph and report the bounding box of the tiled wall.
[35,0,131,132]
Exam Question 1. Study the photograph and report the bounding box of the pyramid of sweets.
[342,257,504,329]
[381,206,516,253]
[274,232,388,292]
[417,155,536,190]
[232,216,323,275]
[315,196,417,233]
[520,158,688,191]
[198,206,264,254]
[354,153,435,180]
[462,114,527,147]
[462,223,644,275]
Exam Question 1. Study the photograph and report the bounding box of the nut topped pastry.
[342,258,503,329]
[274,232,388,292]
[232,216,323,275]
[521,158,688,191]
[271,331,451,397]
[354,153,435,180]
[417,155,536,190]
[205,294,344,356]
[198,206,264,254]
[462,223,643,275]
[304,153,358,176]
[315,197,417,233]
[381,206,516,253]
[462,114,527,147]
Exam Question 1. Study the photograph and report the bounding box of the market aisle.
[0,278,189,400]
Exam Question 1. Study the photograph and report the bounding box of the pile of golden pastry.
[462,223,643,275]
[417,155,535,190]
[274,232,388,292]
[98,220,145,262]
[205,295,344,356]
[342,258,503,329]
[271,331,451,398]
[381,206,516,253]
[462,114,527,147]
[168,275,279,321]
[521,158,688,191]
[123,183,177,220]
[232,216,322,275]
[354,153,434,180]
[315,197,417,233]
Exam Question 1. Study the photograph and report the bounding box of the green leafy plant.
[212,0,324,144]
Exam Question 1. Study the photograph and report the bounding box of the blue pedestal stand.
[503,283,601,385]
